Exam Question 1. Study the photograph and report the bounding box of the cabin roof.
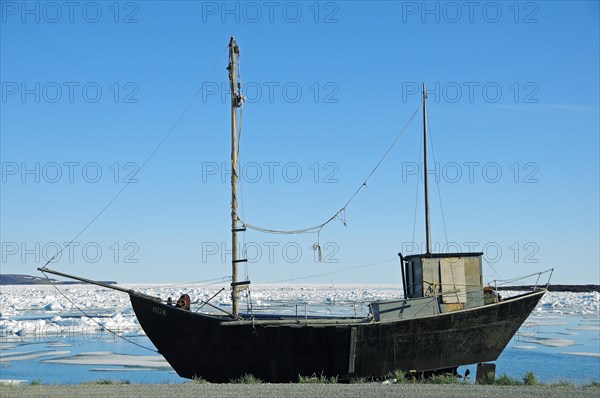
[401,252,484,261]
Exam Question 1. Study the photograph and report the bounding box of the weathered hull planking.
[130,289,544,382]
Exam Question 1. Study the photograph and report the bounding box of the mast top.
[230,36,239,53]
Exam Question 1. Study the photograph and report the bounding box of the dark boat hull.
[130,290,544,382]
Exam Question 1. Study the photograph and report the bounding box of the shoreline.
[2,383,599,398]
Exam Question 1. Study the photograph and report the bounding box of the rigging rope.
[267,257,397,283]
[412,120,423,246]
[44,46,229,266]
[231,39,251,291]
[40,270,158,353]
[239,103,423,236]
[426,114,449,246]
[137,276,232,290]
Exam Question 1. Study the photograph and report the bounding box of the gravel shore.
[2,384,598,398]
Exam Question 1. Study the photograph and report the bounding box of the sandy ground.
[1,384,599,398]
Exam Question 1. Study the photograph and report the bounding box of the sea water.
[1,285,598,384]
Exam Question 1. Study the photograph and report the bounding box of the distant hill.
[0,274,117,285]
[497,284,599,293]
[0,274,597,291]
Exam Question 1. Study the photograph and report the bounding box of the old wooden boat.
[40,37,549,382]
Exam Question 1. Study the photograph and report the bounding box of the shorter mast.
[423,83,432,254]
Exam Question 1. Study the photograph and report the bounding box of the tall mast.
[423,83,432,254]
[229,36,240,315]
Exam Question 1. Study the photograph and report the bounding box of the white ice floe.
[560,352,600,357]
[523,337,578,347]
[0,380,27,385]
[0,350,71,363]
[523,321,567,327]
[537,291,600,315]
[42,351,171,369]
[567,326,600,331]
[1,284,598,337]
[89,367,165,372]
[513,345,537,349]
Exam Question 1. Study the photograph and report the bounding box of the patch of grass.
[387,369,407,384]
[493,373,523,386]
[585,381,600,388]
[326,375,338,384]
[96,379,115,385]
[29,380,43,386]
[523,371,539,386]
[479,371,545,386]
[297,372,338,384]
[550,381,575,387]
[83,379,130,385]
[349,377,368,384]
[191,376,209,384]
[230,374,263,384]
[422,374,459,384]
[476,371,496,385]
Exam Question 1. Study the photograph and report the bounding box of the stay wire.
[412,120,423,245]
[267,257,397,283]
[240,103,423,235]
[40,270,158,353]
[426,112,449,246]
[137,275,232,290]
[43,46,229,268]
[233,49,252,310]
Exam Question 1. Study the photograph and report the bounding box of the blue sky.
[1,1,598,285]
